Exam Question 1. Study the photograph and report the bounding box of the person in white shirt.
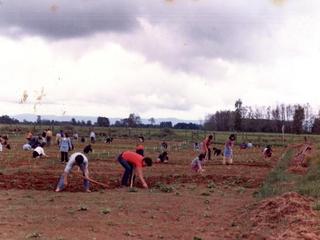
[32,144,47,158]
[55,145,92,192]
[89,131,96,143]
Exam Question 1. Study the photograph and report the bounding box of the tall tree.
[271,105,282,132]
[86,120,92,126]
[234,99,243,131]
[160,121,173,128]
[36,115,41,124]
[312,117,320,133]
[148,117,156,126]
[122,113,141,127]
[96,116,110,127]
[292,105,305,134]
[71,118,77,125]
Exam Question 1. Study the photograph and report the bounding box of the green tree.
[148,117,156,126]
[234,99,243,131]
[71,118,77,125]
[292,105,305,134]
[122,113,141,127]
[96,116,110,127]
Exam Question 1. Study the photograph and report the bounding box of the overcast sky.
[1,0,320,120]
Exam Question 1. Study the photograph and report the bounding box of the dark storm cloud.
[0,0,299,66]
[0,0,139,39]
[137,1,288,63]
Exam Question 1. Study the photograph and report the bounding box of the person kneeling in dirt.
[156,151,169,163]
[55,145,93,192]
[117,151,152,189]
[191,153,206,173]
[263,145,272,158]
[32,144,48,158]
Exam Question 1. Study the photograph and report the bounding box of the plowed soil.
[0,138,318,239]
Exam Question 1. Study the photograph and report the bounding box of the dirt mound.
[239,192,320,239]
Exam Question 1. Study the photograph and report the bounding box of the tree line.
[2,100,320,133]
[0,114,201,130]
[204,99,319,134]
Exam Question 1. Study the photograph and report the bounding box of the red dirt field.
[0,138,319,239]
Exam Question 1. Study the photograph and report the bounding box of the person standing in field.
[117,151,152,188]
[46,128,53,146]
[56,130,63,145]
[59,133,72,163]
[222,134,236,165]
[201,135,213,160]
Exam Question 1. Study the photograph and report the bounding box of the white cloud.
[1,1,320,120]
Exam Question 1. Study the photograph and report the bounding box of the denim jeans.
[117,154,134,186]
[56,164,89,191]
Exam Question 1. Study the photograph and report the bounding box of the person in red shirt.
[117,151,152,188]
[201,135,213,160]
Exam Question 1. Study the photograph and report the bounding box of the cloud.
[1,0,320,71]
[0,0,138,39]
[1,1,320,119]
[0,1,299,63]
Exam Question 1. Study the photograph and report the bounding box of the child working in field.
[222,134,236,165]
[201,135,213,160]
[191,153,206,173]
[156,141,169,163]
[156,151,169,163]
[263,145,272,158]
[59,133,72,163]
[32,144,48,158]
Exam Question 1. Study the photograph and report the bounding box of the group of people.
[191,134,273,173]
[0,128,275,192]
[56,139,153,192]
[56,134,172,192]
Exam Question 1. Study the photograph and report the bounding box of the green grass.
[256,148,297,198]
[297,153,320,198]
[257,144,320,200]
[2,123,317,146]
